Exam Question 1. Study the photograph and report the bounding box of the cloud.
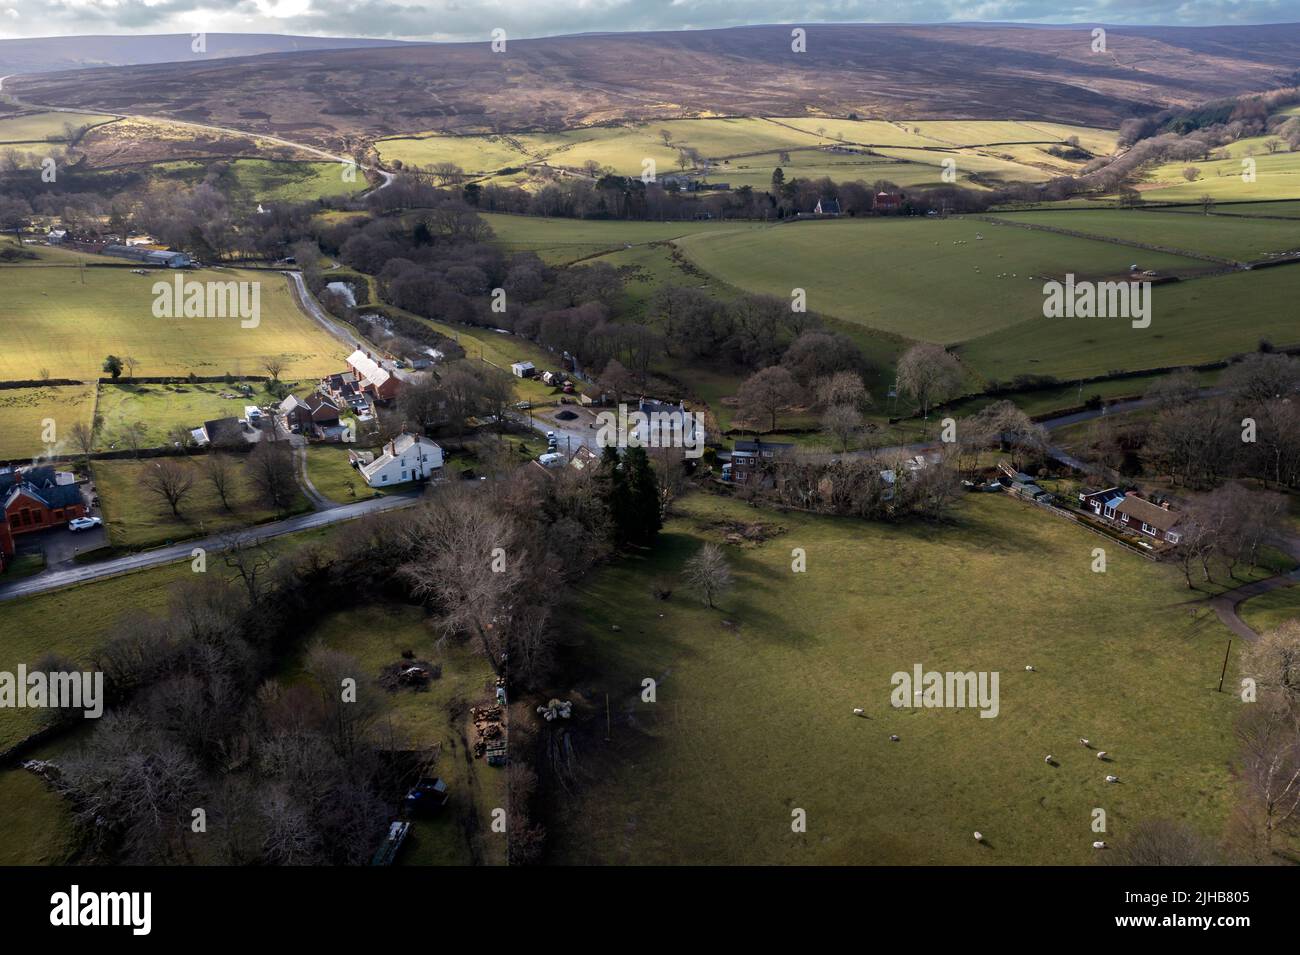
[0,0,1294,41]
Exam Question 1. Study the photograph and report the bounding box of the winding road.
[0,490,421,603]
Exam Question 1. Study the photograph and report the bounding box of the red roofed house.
[346,349,401,402]
[873,191,903,213]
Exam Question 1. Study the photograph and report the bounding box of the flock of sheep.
[855,663,1120,851]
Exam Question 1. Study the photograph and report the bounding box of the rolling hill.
[8,22,1300,148]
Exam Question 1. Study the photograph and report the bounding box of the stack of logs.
[471,704,504,759]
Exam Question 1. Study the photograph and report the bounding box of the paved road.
[0,491,421,602]
[1208,534,1300,642]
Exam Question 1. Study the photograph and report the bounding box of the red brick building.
[2,466,87,547]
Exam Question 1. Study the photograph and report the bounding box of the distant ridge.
[8,22,1300,146]
[0,33,417,75]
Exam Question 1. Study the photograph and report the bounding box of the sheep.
[1079,738,1091,747]
[889,734,900,742]
[1024,665,1036,672]
[1092,841,1107,849]
[973,831,984,842]
[1097,751,1108,760]
[1105,775,1119,784]
[852,707,865,716]
[1044,755,1055,764]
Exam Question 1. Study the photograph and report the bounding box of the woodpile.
[471,704,505,760]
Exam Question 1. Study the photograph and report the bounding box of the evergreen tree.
[624,447,662,545]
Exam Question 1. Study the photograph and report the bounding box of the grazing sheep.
[1079,738,1091,747]
[1045,755,1055,764]
[1092,841,1107,849]
[1097,751,1108,760]
[973,831,984,842]
[889,734,900,742]
[852,707,865,716]
[1025,665,1036,672]
[1105,775,1119,783]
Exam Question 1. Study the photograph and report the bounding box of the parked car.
[69,516,103,532]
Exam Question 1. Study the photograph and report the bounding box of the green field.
[0,263,348,381]
[151,158,368,205]
[91,456,310,549]
[481,212,765,265]
[380,117,1105,191]
[960,265,1300,384]
[990,209,1300,261]
[0,110,117,144]
[280,603,506,865]
[550,491,1240,865]
[673,217,1209,344]
[1239,585,1300,635]
[1141,137,1300,202]
[0,384,96,461]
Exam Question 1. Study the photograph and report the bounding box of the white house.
[358,433,443,487]
[511,361,536,378]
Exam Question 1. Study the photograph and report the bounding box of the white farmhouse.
[359,433,444,487]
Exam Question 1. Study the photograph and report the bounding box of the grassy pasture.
[673,217,1209,344]
[380,117,1104,190]
[481,212,763,265]
[1141,142,1300,202]
[550,492,1239,865]
[280,603,506,865]
[0,384,96,461]
[988,209,1300,261]
[151,158,367,206]
[959,265,1300,384]
[0,110,117,144]
[0,264,348,381]
[91,456,310,550]
[1240,586,1300,636]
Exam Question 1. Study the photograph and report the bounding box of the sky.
[0,0,1293,41]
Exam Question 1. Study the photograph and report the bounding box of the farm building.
[814,197,841,216]
[511,361,536,378]
[102,244,193,268]
[358,433,443,487]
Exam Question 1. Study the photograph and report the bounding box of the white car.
[68,517,102,532]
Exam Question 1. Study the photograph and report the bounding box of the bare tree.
[736,365,801,433]
[1099,818,1220,866]
[219,531,275,605]
[68,420,95,464]
[139,458,195,517]
[896,343,963,421]
[118,420,149,457]
[204,453,238,511]
[262,355,287,382]
[683,542,733,609]
[822,403,864,452]
[246,441,296,511]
